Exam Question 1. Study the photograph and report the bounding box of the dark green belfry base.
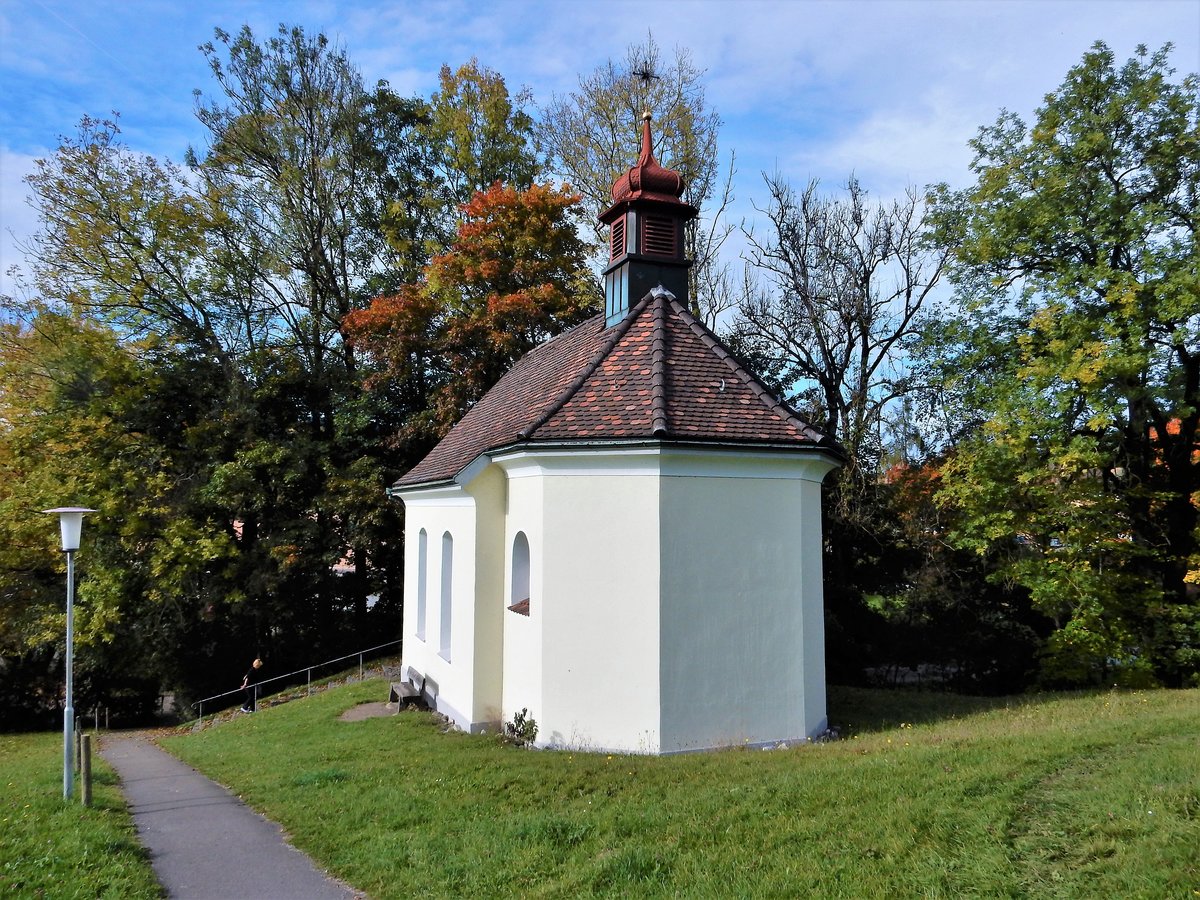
[603,255,691,327]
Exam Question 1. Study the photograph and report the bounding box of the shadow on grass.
[827,684,1031,736]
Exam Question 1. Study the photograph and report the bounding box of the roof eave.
[491,435,845,466]
[391,434,844,494]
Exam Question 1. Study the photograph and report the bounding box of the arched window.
[509,531,530,616]
[416,529,428,640]
[439,532,453,660]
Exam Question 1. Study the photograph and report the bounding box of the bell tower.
[598,112,698,327]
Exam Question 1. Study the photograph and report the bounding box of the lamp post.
[43,507,95,801]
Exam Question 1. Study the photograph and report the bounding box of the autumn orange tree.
[344,181,600,445]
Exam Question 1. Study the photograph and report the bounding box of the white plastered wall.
[398,473,506,732]
[466,465,506,729]
[658,450,838,752]
[501,467,544,728]
[406,442,836,753]
[496,449,663,753]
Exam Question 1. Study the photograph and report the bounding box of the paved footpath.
[101,734,358,900]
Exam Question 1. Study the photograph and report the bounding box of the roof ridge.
[665,296,834,446]
[518,294,654,440]
[650,291,669,437]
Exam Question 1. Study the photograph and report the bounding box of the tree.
[4,26,605,716]
[539,34,735,325]
[737,175,950,497]
[344,182,600,440]
[866,461,1049,693]
[193,24,424,644]
[353,86,444,290]
[0,311,235,725]
[424,59,541,208]
[386,58,544,271]
[22,117,247,384]
[194,24,389,382]
[12,25,423,708]
[730,174,950,684]
[929,43,1199,686]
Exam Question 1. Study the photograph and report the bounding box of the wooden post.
[81,734,92,807]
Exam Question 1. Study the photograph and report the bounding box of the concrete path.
[101,734,357,900]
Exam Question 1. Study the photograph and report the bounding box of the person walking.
[240,658,263,712]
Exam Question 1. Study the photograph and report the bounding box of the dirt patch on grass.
[338,701,396,722]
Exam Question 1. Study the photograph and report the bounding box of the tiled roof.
[394,289,840,488]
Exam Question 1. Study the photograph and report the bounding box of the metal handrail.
[191,639,401,726]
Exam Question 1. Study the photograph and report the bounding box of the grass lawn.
[0,731,161,899]
[163,680,1200,898]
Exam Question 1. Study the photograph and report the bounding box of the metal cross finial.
[632,65,660,124]
[632,64,660,87]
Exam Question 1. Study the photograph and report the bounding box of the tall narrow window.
[509,532,530,616]
[416,529,428,640]
[439,532,453,660]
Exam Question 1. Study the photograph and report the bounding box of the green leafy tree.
[0,312,237,724]
[424,59,541,207]
[4,26,594,716]
[383,58,543,267]
[360,87,445,288]
[22,117,247,383]
[193,24,421,645]
[12,25,425,708]
[869,462,1050,693]
[929,43,1199,686]
[194,24,392,379]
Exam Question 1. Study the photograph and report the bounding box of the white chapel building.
[391,115,843,753]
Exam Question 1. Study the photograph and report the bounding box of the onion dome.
[610,112,688,205]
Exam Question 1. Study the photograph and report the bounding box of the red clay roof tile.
[394,289,840,488]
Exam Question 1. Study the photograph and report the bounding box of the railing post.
[307,667,312,696]
[81,734,92,807]
[359,653,363,682]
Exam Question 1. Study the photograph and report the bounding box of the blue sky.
[2,0,1197,297]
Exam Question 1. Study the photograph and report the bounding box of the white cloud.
[779,85,982,196]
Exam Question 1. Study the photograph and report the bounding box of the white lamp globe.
[42,508,97,552]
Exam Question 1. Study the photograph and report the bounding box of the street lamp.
[43,507,95,801]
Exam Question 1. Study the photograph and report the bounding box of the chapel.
[391,114,842,753]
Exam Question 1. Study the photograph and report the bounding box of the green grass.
[0,731,161,899]
[162,680,1200,898]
